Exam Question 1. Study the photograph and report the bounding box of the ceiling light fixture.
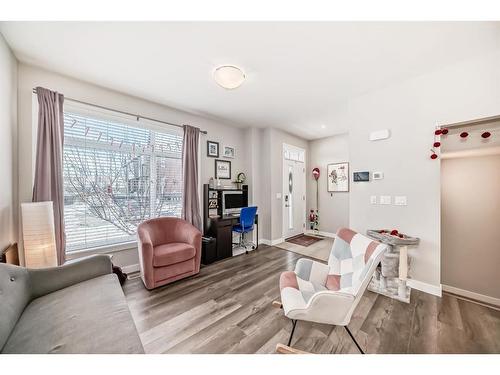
[213,65,246,90]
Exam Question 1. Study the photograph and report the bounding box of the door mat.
[285,233,323,247]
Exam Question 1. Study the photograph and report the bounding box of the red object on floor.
[390,229,398,236]
[434,129,442,135]
[460,132,469,138]
[433,142,441,147]
[481,131,491,138]
[441,128,449,135]
[430,153,438,159]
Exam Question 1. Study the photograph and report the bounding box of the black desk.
[205,214,258,262]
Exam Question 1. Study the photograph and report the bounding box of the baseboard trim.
[271,238,284,246]
[442,284,500,308]
[407,279,442,297]
[121,264,140,274]
[260,238,285,246]
[273,238,285,245]
[305,230,336,238]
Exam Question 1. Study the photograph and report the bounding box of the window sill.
[65,241,137,260]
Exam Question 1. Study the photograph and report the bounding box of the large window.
[63,104,183,252]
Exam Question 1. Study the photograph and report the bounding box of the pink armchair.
[137,217,202,290]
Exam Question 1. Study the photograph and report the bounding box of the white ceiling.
[1,22,500,140]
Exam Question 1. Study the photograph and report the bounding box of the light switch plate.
[380,195,391,205]
[373,171,384,180]
[394,196,407,206]
[370,196,377,204]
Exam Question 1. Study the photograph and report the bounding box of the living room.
[1,1,500,373]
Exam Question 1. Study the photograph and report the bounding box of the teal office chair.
[233,206,258,253]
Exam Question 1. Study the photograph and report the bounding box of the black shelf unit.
[202,184,248,233]
[202,184,249,264]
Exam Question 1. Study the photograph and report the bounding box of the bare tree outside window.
[63,110,183,252]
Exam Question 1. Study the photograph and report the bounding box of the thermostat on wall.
[373,172,384,180]
[353,172,370,182]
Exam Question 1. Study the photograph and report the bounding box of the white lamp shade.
[213,65,246,89]
[21,201,57,268]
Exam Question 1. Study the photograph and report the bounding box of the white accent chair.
[278,228,388,353]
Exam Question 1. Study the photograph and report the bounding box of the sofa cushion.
[1,274,144,354]
[153,258,196,285]
[153,243,195,267]
[0,263,31,351]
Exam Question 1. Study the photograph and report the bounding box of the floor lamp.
[21,201,58,268]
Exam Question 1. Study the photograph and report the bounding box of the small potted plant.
[309,209,319,232]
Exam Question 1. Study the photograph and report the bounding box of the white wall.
[258,127,273,241]
[307,133,349,235]
[242,127,309,243]
[13,46,500,292]
[441,153,500,300]
[200,125,248,183]
[345,49,500,292]
[0,34,17,252]
[17,63,249,267]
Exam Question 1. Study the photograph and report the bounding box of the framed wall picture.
[327,162,349,192]
[215,159,231,179]
[207,141,219,158]
[223,145,235,158]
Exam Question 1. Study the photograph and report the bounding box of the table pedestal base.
[368,275,411,304]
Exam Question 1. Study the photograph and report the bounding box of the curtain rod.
[32,88,207,135]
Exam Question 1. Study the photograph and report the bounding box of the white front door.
[283,146,306,239]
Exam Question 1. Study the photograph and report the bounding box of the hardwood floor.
[123,245,500,354]
[275,236,333,261]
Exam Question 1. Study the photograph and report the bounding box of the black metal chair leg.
[287,320,297,346]
[344,326,364,354]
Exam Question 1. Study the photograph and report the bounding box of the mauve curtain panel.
[182,125,202,230]
[33,87,66,265]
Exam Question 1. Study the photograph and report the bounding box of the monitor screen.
[224,193,246,209]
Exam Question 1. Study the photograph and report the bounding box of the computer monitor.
[222,191,247,214]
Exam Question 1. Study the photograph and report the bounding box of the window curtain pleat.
[33,87,66,265]
[181,125,202,230]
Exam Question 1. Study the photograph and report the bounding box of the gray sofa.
[0,255,144,354]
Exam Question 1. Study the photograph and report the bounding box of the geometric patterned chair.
[278,227,388,353]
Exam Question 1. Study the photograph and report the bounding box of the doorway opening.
[282,143,306,240]
[440,115,500,308]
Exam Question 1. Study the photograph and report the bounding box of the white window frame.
[62,101,183,254]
